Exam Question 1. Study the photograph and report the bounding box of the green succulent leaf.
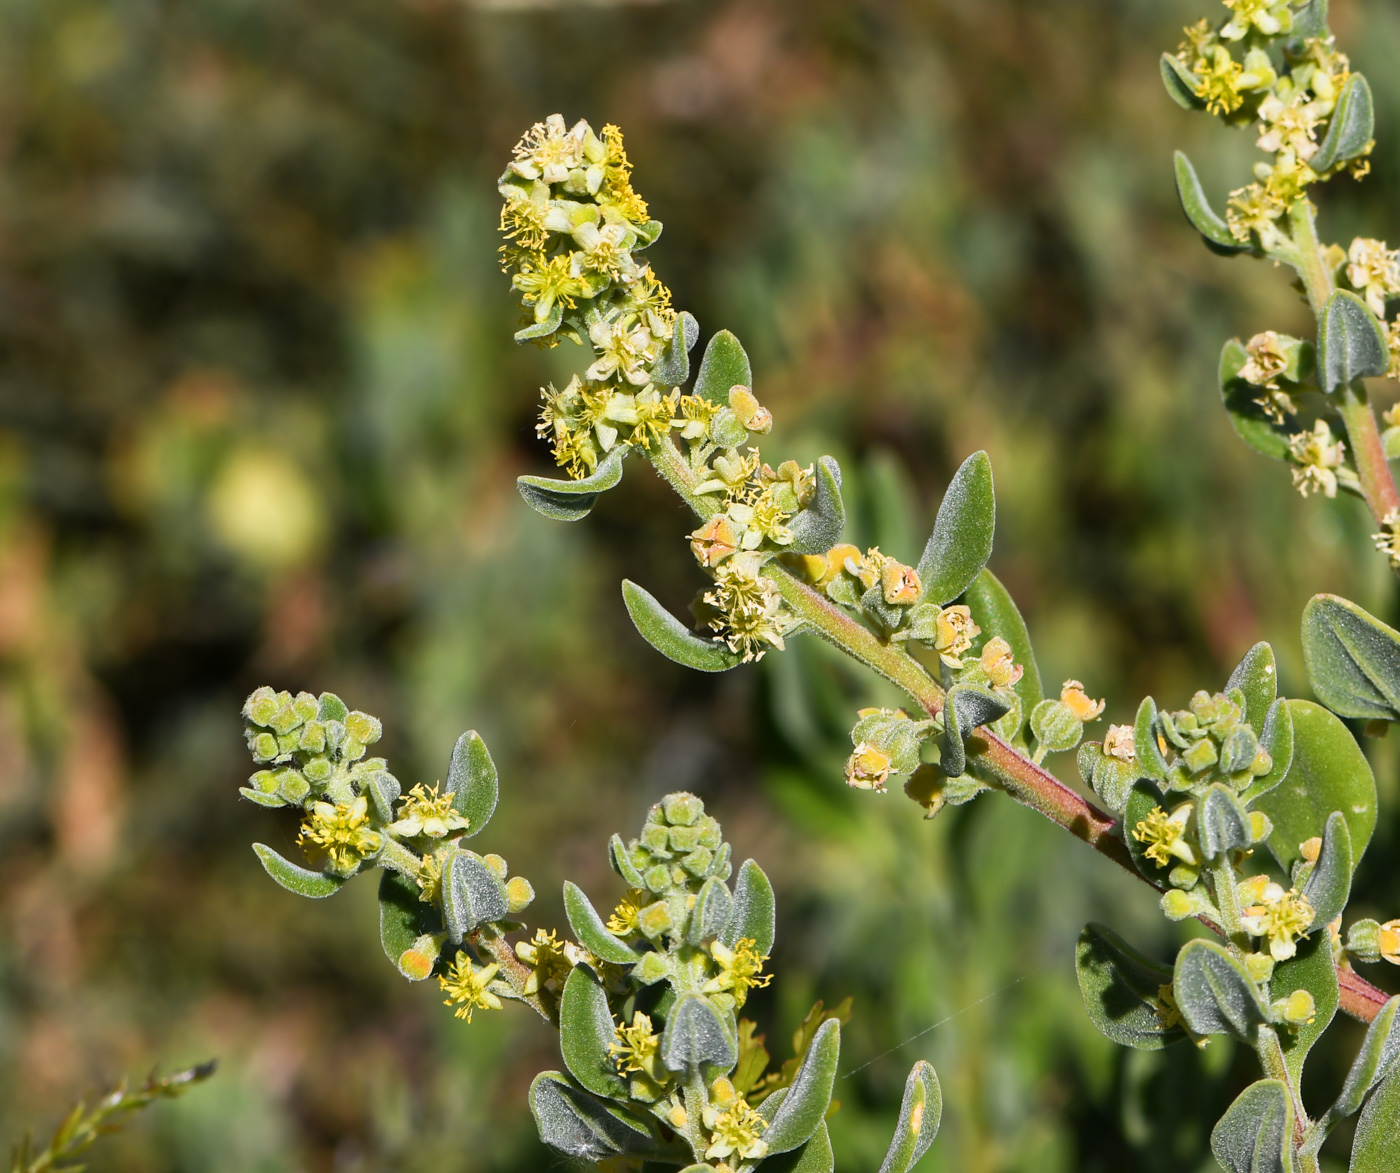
[517,446,627,522]
[1211,1079,1294,1173]
[1331,995,1400,1121]
[252,843,346,899]
[560,966,630,1099]
[787,456,847,555]
[609,833,646,888]
[941,684,1010,778]
[1352,1065,1400,1173]
[1219,338,1292,460]
[1198,784,1252,860]
[621,579,743,673]
[876,1059,942,1173]
[1160,53,1206,111]
[722,859,776,956]
[1318,290,1390,394]
[445,730,499,836]
[917,451,995,606]
[1175,151,1251,256]
[1301,594,1400,722]
[441,851,509,944]
[1241,697,1294,805]
[687,876,734,945]
[1292,0,1329,39]
[1254,700,1376,873]
[1075,923,1184,1051]
[514,301,563,343]
[1274,930,1340,1085]
[379,870,438,976]
[762,1121,835,1173]
[1301,812,1353,931]
[1311,73,1375,174]
[651,310,699,388]
[1029,699,1083,756]
[693,329,753,407]
[964,568,1044,734]
[528,1072,659,1161]
[563,881,641,965]
[660,993,736,1074]
[1228,642,1279,734]
[1133,697,1169,780]
[759,1019,840,1154]
[1173,938,1269,1043]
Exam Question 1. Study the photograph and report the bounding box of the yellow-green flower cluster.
[438,954,504,1023]
[298,795,382,876]
[703,1079,769,1164]
[500,116,686,480]
[700,560,790,663]
[242,687,390,808]
[703,937,773,1010]
[1157,689,1274,794]
[1288,418,1350,499]
[1239,875,1315,962]
[387,783,470,840]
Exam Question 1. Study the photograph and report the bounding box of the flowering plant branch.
[232,2,1400,1169]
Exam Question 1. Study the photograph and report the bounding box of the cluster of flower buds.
[1169,4,1371,249]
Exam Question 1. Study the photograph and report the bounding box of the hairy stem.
[1289,200,1400,525]
[644,441,1388,1021]
[472,929,557,1026]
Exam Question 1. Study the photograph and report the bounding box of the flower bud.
[1272,989,1317,1029]
[728,386,772,434]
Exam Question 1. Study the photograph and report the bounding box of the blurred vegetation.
[0,0,1397,1169]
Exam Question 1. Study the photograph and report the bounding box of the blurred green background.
[0,0,1397,1169]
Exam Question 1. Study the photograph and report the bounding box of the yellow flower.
[606,890,647,936]
[512,253,585,323]
[610,1011,667,1082]
[846,743,892,792]
[979,636,1023,689]
[389,783,470,840]
[1381,919,1400,964]
[1288,419,1346,499]
[1347,238,1400,318]
[1373,510,1400,571]
[438,954,503,1023]
[515,928,573,995]
[417,853,443,904]
[703,563,788,663]
[1132,803,1197,868]
[930,605,980,668]
[1059,680,1105,722]
[703,1086,769,1163]
[1195,46,1245,116]
[1238,877,1314,962]
[298,795,382,875]
[703,938,773,1008]
[1103,724,1136,762]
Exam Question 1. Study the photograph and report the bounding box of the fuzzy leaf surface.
[560,966,629,1098]
[1332,996,1400,1121]
[1228,642,1279,734]
[1311,73,1374,173]
[1173,939,1269,1042]
[445,729,498,835]
[253,843,346,899]
[693,330,753,406]
[1211,1079,1294,1173]
[876,1060,942,1173]
[1175,152,1250,255]
[1318,290,1389,393]
[661,994,736,1073]
[1350,1064,1400,1173]
[916,451,995,606]
[787,456,846,555]
[1302,811,1353,931]
[1302,594,1400,722]
[963,567,1043,732]
[528,1072,657,1161]
[1076,923,1183,1050]
[621,580,742,672]
[722,859,776,955]
[563,881,641,965]
[1274,931,1339,1084]
[517,446,626,522]
[1254,700,1376,872]
[760,1019,840,1154]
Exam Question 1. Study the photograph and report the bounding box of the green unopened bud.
[1248,811,1273,844]
[1182,738,1219,774]
[1346,918,1382,964]
[482,853,509,879]
[662,793,703,826]
[637,900,674,939]
[1161,887,1216,921]
[397,933,445,982]
[505,876,535,914]
[1272,989,1316,1029]
[633,950,672,985]
[1244,952,1275,984]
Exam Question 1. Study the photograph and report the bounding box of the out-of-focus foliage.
[0,0,1397,1170]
